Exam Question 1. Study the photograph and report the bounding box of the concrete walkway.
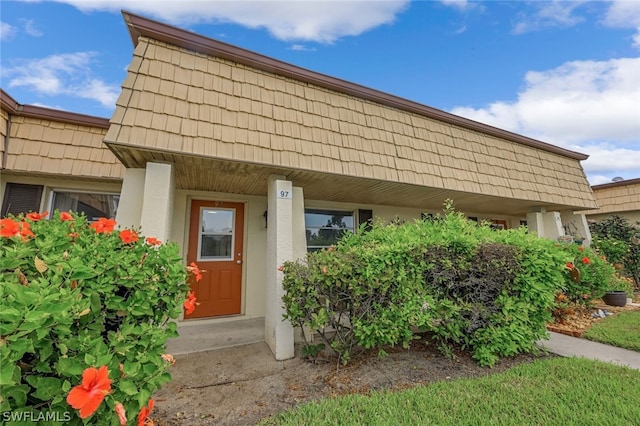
[539,331,640,370]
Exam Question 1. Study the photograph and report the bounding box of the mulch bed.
[547,298,639,337]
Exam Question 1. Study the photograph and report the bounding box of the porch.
[166,317,264,356]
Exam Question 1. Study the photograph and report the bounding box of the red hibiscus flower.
[566,262,574,270]
[90,217,116,234]
[19,221,34,240]
[66,366,112,419]
[582,257,590,265]
[119,229,139,244]
[0,218,20,238]
[138,399,154,426]
[60,212,74,221]
[277,265,284,272]
[115,402,127,426]
[184,291,197,315]
[145,237,161,246]
[26,211,49,221]
[578,246,584,252]
[186,262,202,282]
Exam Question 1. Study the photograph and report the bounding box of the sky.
[1,0,639,185]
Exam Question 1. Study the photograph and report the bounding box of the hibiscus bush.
[559,242,616,306]
[0,211,198,424]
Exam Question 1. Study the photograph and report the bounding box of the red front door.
[185,200,244,318]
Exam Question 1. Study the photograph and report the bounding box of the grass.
[583,310,640,351]
[262,358,640,425]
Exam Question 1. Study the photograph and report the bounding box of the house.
[2,11,600,360]
[583,178,640,224]
[0,89,123,220]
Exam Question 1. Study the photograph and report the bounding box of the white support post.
[115,168,146,230]
[139,163,174,243]
[265,176,295,360]
[526,210,565,241]
[561,212,592,247]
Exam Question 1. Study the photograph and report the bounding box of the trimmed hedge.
[282,204,617,366]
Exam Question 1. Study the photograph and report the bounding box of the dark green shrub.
[589,215,640,288]
[282,205,574,367]
[0,212,196,424]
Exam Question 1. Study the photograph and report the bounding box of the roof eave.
[0,89,109,129]
[122,10,589,162]
[592,177,640,190]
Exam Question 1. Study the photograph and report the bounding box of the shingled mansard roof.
[1,89,124,179]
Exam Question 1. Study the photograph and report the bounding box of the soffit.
[108,144,597,215]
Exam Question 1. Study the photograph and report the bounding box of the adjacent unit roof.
[1,89,124,180]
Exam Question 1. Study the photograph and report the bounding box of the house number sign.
[277,190,292,199]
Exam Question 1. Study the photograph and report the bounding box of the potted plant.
[601,276,634,307]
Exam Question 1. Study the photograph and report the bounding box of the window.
[198,207,234,261]
[1,183,43,216]
[51,191,119,221]
[305,209,355,251]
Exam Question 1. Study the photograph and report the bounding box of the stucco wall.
[170,188,526,321]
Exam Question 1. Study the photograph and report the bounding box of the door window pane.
[199,208,235,260]
[201,210,233,233]
[200,235,232,258]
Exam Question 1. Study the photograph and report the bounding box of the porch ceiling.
[108,144,588,216]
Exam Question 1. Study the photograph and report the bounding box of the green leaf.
[69,267,97,280]
[26,376,63,401]
[57,357,85,376]
[0,364,19,385]
[119,380,138,396]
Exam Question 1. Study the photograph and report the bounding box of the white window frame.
[197,206,235,262]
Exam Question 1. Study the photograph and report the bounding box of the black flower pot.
[602,291,627,307]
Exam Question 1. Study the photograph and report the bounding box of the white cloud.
[2,52,120,108]
[1,21,17,40]
[512,0,587,34]
[450,57,640,181]
[288,44,316,52]
[48,0,409,43]
[439,0,469,10]
[22,19,43,37]
[604,0,640,48]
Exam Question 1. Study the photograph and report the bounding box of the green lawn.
[583,310,640,351]
[262,358,640,425]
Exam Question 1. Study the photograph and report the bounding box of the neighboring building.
[1,11,600,360]
[1,90,124,219]
[583,178,640,224]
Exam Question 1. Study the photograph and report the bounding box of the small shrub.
[590,215,640,288]
[0,212,198,424]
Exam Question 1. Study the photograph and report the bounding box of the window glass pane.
[304,209,354,251]
[306,227,350,248]
[305,212,354,228]
[52,192,119,221]
[200,235,232,259]
[201,209,233,233]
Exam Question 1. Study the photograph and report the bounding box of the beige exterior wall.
[582,180,640,224]
[106,37,595,210]
[168,187,527,321]
[5,115,123,180]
